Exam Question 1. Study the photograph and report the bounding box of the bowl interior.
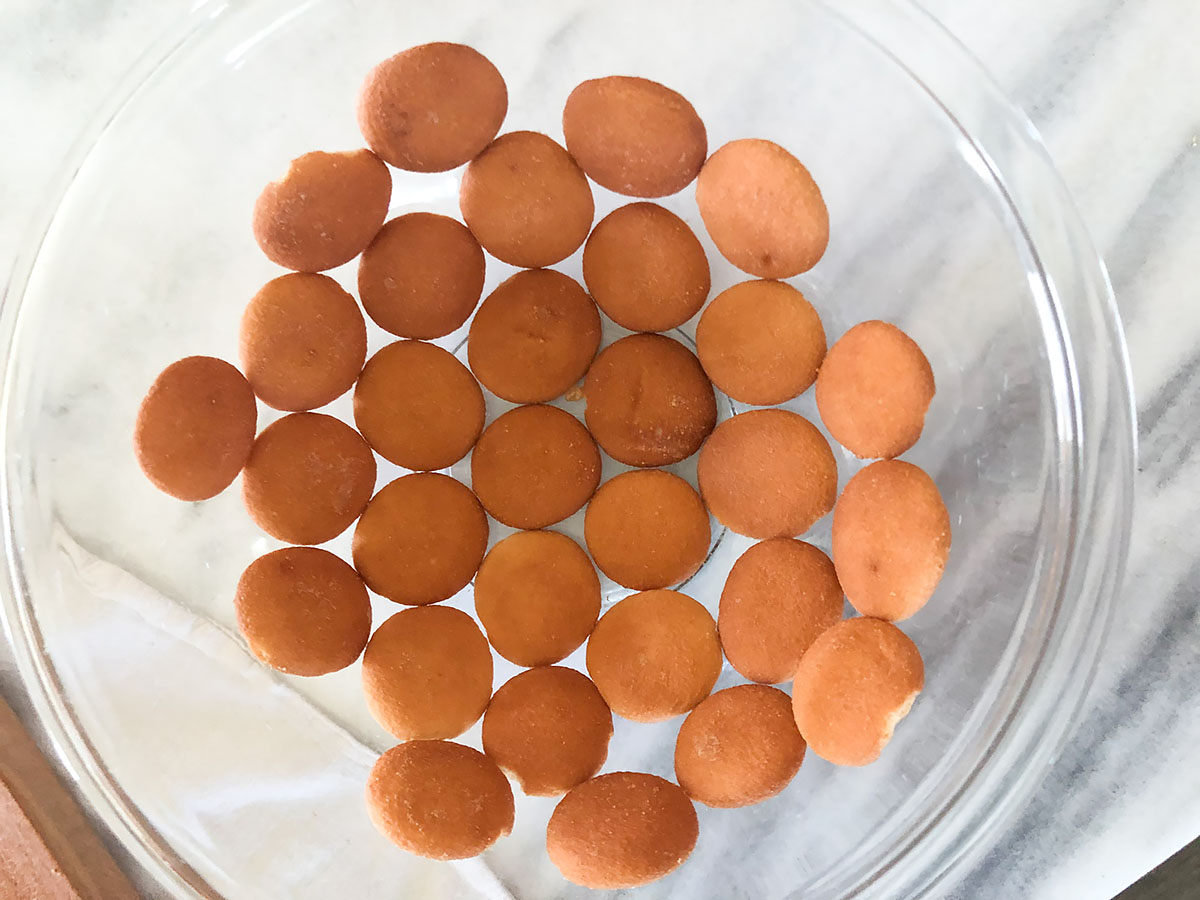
[5,0,1075,897]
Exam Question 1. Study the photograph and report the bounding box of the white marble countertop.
[1,0,1197,897]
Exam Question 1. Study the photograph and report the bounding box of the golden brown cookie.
[353,340,485,471]
[582,202,710,332]
[367,740,514,859]
[352,473,488,605]
[239,273,367,412]
[357,43,507,173]
[674,684,805,808]
[562,76,706,198]
[696,279,826,405]
[473,531,600,666]
[470,405,600,529]
[583,334,716,467]
[585,590,721,722]
[357,213,486,339]
[718,538,844,684]
[697,409,836,539]
[482,666,613,797]
[361,606,493,741]
[547,772,698,889]
[241,412,376,544]
[791,617,924,766]
[234,547,371,676]
[252,149,390,272]
[584,470,710,590]
[695,138,828,278]
[832,460,950,621]
[815,320,936,459]
[459,131,594,267]
[134,356,257,501]
[467,269,601,403]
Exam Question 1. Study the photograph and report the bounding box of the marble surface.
[1,0,1197,898]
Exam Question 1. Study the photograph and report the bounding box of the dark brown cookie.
[583,334,716,467]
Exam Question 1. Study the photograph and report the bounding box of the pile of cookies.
[133,41,950,889]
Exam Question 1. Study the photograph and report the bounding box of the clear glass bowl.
[0,0,1135,897]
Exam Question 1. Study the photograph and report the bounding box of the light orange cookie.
[832,459,950,621]
[353,340,485,471]
[696,279,825,405]
[134,356,257,501]
[367,740,514,860]
[562,76,706,198]
[674,684,805,808]
[459,131,594,267]
[584,470,710,590]
[697,409,836,539]
[234,547,371,676]
[241,412,376,545]
[582,202,710,332]
[239,273,367,411]
[718,538,843,684]
[791,617,924,766]
[482,666,613,796]
[357,43,507,172]
[815,320,936,459]
[583,334,716,467]
[467,269,601,403]
[357,213,486,339]
[361,606,493,741]
[586,590,721,722]
[470,405,601,529]
[252,149,390,272]
[474,531,600,666]
[696,138,828,278]
[352,473,488,605]
[547,772,698,889]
